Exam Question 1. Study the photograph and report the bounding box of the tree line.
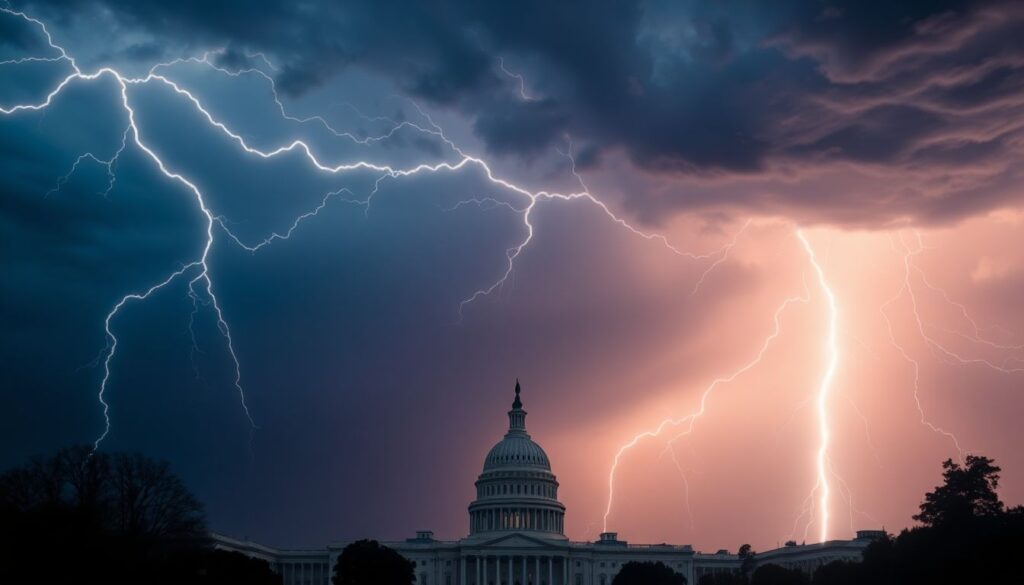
[2,448,1022,584]
[0,445,279,584]
[696,455,1024,585]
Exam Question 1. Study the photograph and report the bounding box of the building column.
[548,556,553,585]
[522,556,527,585]
[508,556,513,585]
[563,556,568,585]
[534,556,539,585]
[476,556,481,585]
[461,557,467,585]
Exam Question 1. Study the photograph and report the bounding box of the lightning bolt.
[602,229,845,544]
[12,6,1006,550]
[796,229,839,545]
[879,230,1024,460]
[497,57,538,101]
[660,442,697,532]
[880,234,965,456]
[602,243,811,532]
[44,126,129,199]
[1,8,747,453]
[900,231,1024,373]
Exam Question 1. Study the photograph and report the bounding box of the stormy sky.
[2,0,1023,552]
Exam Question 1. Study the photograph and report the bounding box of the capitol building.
[216,381,882,585]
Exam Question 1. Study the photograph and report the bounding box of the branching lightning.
[12,9,1002,548]
[602,242,811,532]
[879,230,1024,459]
[0,8,747,453]
[45,127,129,199]
[603,229,845,544]
[897,232,1024,374]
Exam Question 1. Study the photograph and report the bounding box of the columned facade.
[448,554,569,585]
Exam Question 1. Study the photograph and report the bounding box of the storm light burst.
[1,0,1022,553]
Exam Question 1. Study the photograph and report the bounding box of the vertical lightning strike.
[796,229,838,545]
[604,229,847,544]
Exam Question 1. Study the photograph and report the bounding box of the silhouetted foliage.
[0,445,279,584]
[613,560,687,585]
[332,539,414,585]
[737,544,756,576]
[750,564,809,585]
[914,455,1004,527]
[811,455,1024,585]
[809,561,859,585]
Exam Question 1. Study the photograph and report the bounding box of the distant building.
[214,381,881,585]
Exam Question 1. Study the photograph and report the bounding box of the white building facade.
[215,382,881,585]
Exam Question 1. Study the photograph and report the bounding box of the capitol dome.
[484,435,551,470]
[483,385,552,471]
[467,380,566,539]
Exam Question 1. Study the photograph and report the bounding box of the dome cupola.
[483,380,552,471]
[467,380,566,539]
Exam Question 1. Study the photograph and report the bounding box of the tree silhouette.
[809,561,859,585]
[612,560,687,585]
[811,454,1024,585]
[107,451,206,540]
[332,539,414,585]
[737,544,755,577]
[914,455,1004,527]
[0,445,278,583]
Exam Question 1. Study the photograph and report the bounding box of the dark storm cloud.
[15,0,1024,224]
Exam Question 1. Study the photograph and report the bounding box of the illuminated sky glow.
[1,0,1023,553]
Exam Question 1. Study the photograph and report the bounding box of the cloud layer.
[17,0,1024,225]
